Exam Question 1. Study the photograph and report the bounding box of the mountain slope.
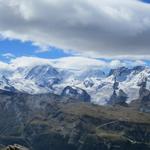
[0,91,149,150]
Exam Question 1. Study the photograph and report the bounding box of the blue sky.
[142,0,150,3]
[0,39,73,62]
[0,38,150,68]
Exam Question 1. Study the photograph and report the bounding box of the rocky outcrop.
[83,79,94,88]
[61,86,91,102]
[108,78,128,106]
[3,144,29,150]
[108,67,132,81]
[108,90,128,106]
[138,77,150,112]
[108,66,145,82]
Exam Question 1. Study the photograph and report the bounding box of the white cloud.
[109,60,124,69]
[0,61,10,70]
[75,51,150,60]
[35,49,49,53]
[10,56,52,68]
[101,55,150,60]
[51,57,108,70]
[2,53,15,59]
[9,56,148,72]
[10,56,108,70]
[0,0,150,56]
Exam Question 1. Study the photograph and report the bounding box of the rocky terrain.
[0,144,29,150]
[0,90,149,150]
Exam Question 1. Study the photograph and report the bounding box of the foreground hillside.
[0,90,149,150]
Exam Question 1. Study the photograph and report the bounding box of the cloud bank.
[0,0,150,57]
[8,56,147,71]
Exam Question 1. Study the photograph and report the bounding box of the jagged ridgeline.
[0,64,150,106]
[0,90,149,150]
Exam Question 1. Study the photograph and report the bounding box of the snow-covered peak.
[108,67,132,81]
[10,56,52,69]
[25,64,60,80]
[108,66,146,82]
[0,56,149,106]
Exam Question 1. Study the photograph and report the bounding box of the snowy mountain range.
[0,56,150,105]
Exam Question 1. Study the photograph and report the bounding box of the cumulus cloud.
[0,0,150,57]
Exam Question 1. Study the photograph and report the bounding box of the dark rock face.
[83,79,94,88]
[108,66,145,82]
[108,90,128,106]
[61,86,91,102]
[117,89,128,105]
[137,77,150,112]
[132,66,145,72]
[108,78,128,106]
[108,67,132,81]
[0,91,149,150]
[108,90,118,105]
